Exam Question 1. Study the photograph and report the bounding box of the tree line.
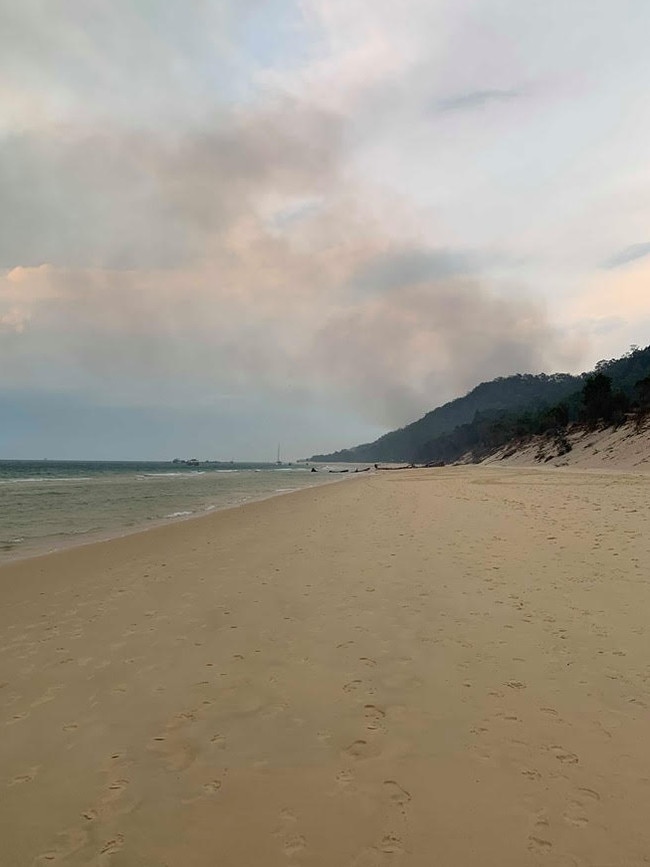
[416,345,650,465]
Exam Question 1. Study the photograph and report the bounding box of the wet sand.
[2,467,650,866]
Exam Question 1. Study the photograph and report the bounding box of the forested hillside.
[415,345,650,465]
[310,372,583,462]
[310,345,650,465]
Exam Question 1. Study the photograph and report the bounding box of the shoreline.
[0,471,350,568]
[3,466,650,865]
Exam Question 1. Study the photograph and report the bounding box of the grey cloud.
[349,248,495,295]
[436,89,520,113]
[0,133,188,269]
[0,0,265,127]
[0,0,593,454]
[1,242,579,430]
[0,104,343,268]
[602,242,650,269]
[312,279,579,426]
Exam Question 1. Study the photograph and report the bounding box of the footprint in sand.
[37,850,65,863]
[8,766,39,786]
[35,827,89,864]
[350,834,405,866]
[336,769,354,789]
[564,801,588,827]
[31,685,64,708]
[284,835,307,857]
[532,809,550,830]
[521,768,542,782]
[99,834,125,856]
[378,833,404,855]
[540,707,559,717]
[343,739,380,760]
[364,705,386,732]
[181,775,226,805]
[106,778,130,797]
[273,809,306,859]
[549,745,579,765]
[272,808,298,838]
[148,708,201,770]
[383,780,411,816]
[563,787,600,827]
[343,680,363,694]
[528,835,552,854]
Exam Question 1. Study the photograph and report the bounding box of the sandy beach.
[2,467,650,866]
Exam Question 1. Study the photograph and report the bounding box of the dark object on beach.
[425,460,445,468]
[376,465,412,471]
[311,467,317,472]
[328,469,349,473]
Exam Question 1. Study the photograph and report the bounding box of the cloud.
[17,0,650,458]
[0,307,28,333]
[348,248,503,295]
[0,102,344,269]
[311,279,580,425]
[0,1,586,434]
[602,242,650,270]
[0,0,268,131]
[436,88,520,113]
[0,234,581,429]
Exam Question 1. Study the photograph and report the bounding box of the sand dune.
[482,417,650,471]
[2,468,650,865]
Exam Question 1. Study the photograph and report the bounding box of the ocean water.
[0,460,355,562]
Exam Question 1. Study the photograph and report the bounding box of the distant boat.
[276,444,281,466]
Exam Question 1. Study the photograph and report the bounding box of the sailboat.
[276,444,282,466]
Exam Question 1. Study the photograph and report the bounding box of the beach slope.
[2,468,650,865]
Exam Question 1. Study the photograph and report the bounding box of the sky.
[2,0,650,460]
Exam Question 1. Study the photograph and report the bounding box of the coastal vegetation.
[311,345,650,465]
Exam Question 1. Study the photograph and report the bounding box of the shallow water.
[0,460,352,561]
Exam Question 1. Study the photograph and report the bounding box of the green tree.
[581,373,629,426]
[635,375,650,413]
[581,373,613,423]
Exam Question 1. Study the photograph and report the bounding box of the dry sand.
[2,467,650,866]
[482,418,650,471]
